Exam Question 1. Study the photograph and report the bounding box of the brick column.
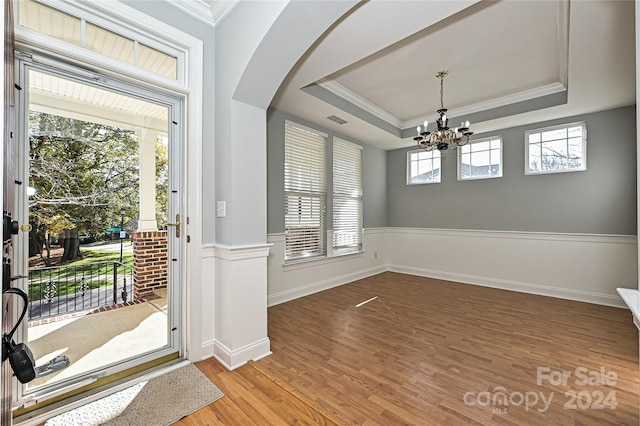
[131,231,168,301]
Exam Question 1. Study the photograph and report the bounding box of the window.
[18,0,179,80]
[458,137,503,180]
[333,138,362,255]
[284,121,326,261]
[526,122,586,174]
[407,149,441,184]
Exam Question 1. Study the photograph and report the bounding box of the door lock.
[3,211,18,243]
[167,213,180,238]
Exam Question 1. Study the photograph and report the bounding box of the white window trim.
[525,121,587,176]
[15,0,192,90]
[457,136,503,181]
[406,149,441,185]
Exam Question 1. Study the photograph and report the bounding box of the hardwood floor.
[180,272,639,425]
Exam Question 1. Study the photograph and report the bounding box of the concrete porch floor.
[26,290,168,389]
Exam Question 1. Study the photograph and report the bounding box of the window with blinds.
[333,138,363,254]
[284,121,326,261]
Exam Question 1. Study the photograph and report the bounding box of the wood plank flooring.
[180,272,639,425]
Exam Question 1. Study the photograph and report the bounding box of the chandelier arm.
[415,71,472,153]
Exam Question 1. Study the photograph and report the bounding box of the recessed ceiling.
[270,0,635,151]
[325,1,565,125]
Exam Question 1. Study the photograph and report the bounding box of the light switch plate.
[216,201,226,218]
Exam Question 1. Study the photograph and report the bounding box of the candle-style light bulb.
[417,126,421,135]
[465,120,470,128]
[423,120,428,129]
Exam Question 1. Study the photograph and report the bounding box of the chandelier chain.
[440,74,444,109]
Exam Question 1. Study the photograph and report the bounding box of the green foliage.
[155,137,169,228]
[29,111,140,237]
[28,111,169,241]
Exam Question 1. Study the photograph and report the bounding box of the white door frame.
[14,0,205,361]
[13,53,183,405]
[8,0,204,413]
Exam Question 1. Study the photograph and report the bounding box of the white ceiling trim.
[167,0,239,27]
[557,0,570,88]
[210,0,240,27]
[166,0,215,26]
[318,77,567,132]
[403,82,568,129]
[317,78,404,128]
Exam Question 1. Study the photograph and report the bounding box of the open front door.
[11,58,184,412]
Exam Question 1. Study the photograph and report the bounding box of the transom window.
[17,0,178,80]
[407,149,441,185]
[458,137,503,180]
[526,122,587,175]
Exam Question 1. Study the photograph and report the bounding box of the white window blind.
[284,121,326,261]
[333,138,362,254]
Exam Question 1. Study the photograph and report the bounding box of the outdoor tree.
[155,137,169,228]
[28,111,141,264]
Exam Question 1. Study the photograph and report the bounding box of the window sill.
[617,288,640,330]
[283,250,364,271]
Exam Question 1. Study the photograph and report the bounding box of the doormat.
[45,364,224,426]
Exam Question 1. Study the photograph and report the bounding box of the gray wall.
[267,107,388,234]
[387,106,637,235]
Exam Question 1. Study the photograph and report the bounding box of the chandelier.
[414,71,473,153]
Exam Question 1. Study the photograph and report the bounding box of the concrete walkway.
[26,290,168,390]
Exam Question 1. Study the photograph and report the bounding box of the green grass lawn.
[75,249,133,267]
[29,249,134,301]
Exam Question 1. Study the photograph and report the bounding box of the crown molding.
[403,82,567,129]
[317,78,403,128]
[317,77,567,132]
[167,0,239,27]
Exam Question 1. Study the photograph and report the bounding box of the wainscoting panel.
[266,228,637,308]
[387,228,638,307]
[267,229,388,306]
[211,243,272,369]
[200,246,216,360]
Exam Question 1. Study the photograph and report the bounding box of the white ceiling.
[268,0,636,151]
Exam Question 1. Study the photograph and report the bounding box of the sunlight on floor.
[27,294,168,389]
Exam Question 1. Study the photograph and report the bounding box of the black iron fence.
[28,261,134,320]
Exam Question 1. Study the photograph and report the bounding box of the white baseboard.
[268,265,386,307]
[213,338,272,370]
[266,228,636,309]
[199,339,215,361]
[389,264,627,308]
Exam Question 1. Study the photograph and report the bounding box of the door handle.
[167,213,180,238]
